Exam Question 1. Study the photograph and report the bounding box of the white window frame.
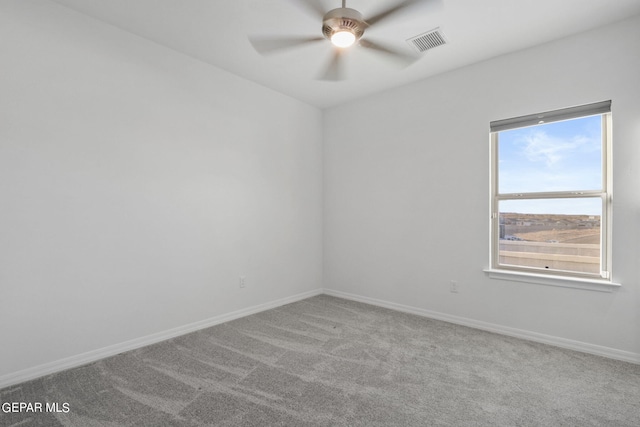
[487,101,619,291]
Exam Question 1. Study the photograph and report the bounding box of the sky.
[497,114,604,215]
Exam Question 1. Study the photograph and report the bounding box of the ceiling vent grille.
[406,28,447,53]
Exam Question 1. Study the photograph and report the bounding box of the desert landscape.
[500,212,600,244]
[499,213,601,274]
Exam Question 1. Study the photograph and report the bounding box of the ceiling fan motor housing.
[322,8,366,41]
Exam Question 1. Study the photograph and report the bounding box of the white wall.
[0,0,323,380]
[324,15,640,359]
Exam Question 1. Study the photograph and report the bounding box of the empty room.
[1,0,639,425]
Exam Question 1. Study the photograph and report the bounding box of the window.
[490,101,612,282]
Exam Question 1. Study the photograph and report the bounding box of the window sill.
[483,269,621,292]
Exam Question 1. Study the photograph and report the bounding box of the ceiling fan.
[250,0,427,81]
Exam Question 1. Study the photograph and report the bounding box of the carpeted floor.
[1,294,639,426]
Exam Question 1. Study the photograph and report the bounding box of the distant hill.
[501,212,600,244]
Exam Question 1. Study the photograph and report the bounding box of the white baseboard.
[0,288,323,389]
[3,286,637,389]
[323,288,640,365]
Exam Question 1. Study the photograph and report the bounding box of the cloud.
[519,130,595,168]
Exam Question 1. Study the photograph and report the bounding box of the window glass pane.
[498,198,601,275]
[498,115,602,194]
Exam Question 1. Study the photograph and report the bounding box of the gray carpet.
[2,295,639,426]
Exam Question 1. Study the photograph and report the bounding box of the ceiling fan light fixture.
[322,7,365,49]
[331,30,356,48]
[250,0,425,81]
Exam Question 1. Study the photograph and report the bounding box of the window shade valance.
[490,100,611,133]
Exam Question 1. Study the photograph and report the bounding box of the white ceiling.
[51,0,640,108]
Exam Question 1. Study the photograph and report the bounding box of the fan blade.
[250,36,324,54]
[318,49,345,81]
[359,39,417,66]
[287,0,326,20]
[365,0,425,27]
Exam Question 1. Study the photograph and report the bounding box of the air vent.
[406,28,447,53]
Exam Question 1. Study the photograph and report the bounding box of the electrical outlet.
[239,276,246,288]
[450,280,458,293]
